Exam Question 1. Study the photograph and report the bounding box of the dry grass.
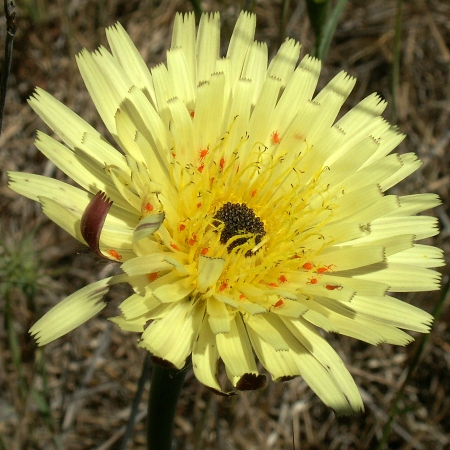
[1,0,449,449]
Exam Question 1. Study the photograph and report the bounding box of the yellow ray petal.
[247,326,300,381]
[387,244,444,268]
[192,317,229,393]
[140,300,205,369]
[226,11,256,85]
[356,263,441,292]
[197,256,226,293]
[245,313,290,351]
[216,313,258,382]
[106,22,156,105]
[171,13,196,81]
[283,317,364,414]
[76,49,122,136]
[30,276,123,345]
[207,296,231,334]
[196,12,220,84]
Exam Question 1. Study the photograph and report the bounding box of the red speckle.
[179,223,186,231]
[189,234,197,246]
[307,277,318,285]
[210,177,215,185]
[278,275,287,283]
[268,282,278,287]
[171,152,176,158]
[189,110,195,118]
[108,249,122,260]
[199,148,209,159]
[197,203,202,208]
[170,242,179,251]
[303,262,313,270]
[148,272,158,282]
[250,189,257,197]
[219,282,228,292]
[219,158,225,171]
[239,294,246,300]
[325,284,342,291]
[317,264,336,274]
[274,299,284,307]
[201,247,209,255]
[144,202,154,213]
[197,164,205,173]
[271,131,281,145]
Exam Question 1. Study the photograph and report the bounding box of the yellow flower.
[9,12,443,414]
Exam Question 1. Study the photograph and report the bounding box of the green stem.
[147,364,186,450]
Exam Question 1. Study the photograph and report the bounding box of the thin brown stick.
[0,0,16,135]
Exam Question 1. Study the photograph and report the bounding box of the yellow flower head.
[9,12,443,414]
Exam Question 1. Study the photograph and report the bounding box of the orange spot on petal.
[170,243,179,251]
[201,247,209,255]
[274,299,284,307]
[144,202,154,213]
[325,284,342,291]
[317,264,336,274]
[271,131,281,144]
[108,249,122,260]
[278,275,287,283]
[303,262,313,270]
[148,272,158,282]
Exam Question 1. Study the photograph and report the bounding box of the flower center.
[213,202,266,255]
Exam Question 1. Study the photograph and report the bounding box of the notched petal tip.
[80,191,113,257]
[333,403,365,417]
[235,373,267,391]
[277,375,298,382]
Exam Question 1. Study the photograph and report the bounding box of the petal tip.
[235,373,267,391]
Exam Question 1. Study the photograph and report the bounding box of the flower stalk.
[147,364,186,450]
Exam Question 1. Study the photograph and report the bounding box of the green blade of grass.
[305,0,330,50]
[315,0,348,61]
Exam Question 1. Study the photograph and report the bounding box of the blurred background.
[0,0,449,449]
